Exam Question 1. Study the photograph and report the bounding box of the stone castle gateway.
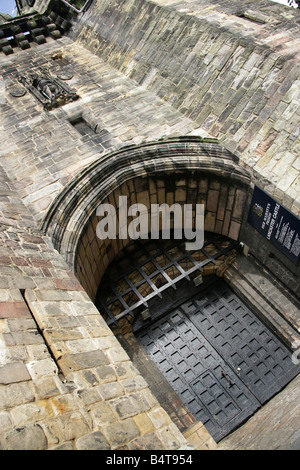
[0,0,299,450]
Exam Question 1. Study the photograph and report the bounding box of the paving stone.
[105,347,130,363]
[80,369,99,386]
[32,376,63,400]
[133,412,155,435]
[26,344,50,361]
[10,401,52,427]
[89,401,119,429]
[43,328,84,343]
[0,411,13,433]
[50,442,75,450]
[75,387,102,405]
[128,432,165,450]
[6,318,36,332]
[121,375,149,393]
[148,407,172,430]
[98,382,124,401]
[2,330,44,347]
[26,358,58,380]
[94,364,117,383]
[156,426,184,450]
[45,412,90,444]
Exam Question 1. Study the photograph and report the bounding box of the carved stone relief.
[17,68,79,110]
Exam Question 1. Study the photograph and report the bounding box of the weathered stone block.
[10,401,52,427]
[0,302,31,319]
[50,441,74,450]
[121,375,148,393]
[6,318,36,332]
[110,394,145,419]
[0,362,31,384]
[3,330,44,346]
[32,376,63,400]
[133,412,155,435]
[0,382,34,409]
[103,418,140,448]
[75,431,110,450]
[94,364,117,383]
[43,328,83,343]
[156,426,182,450]
[148,407,172,430]
[2,423,48,450]
[128,432,165,450]
[75,387,102,405]
[58,350,109,374]
[89,401,118,428]
[45,412,90,445]
[98,381,124,401]
[0,411,13,433]
[105,347,130,363]
[26,358,58,380]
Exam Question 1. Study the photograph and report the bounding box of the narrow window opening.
[70,116,96,137]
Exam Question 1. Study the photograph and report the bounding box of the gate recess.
[96,235,237,326]
[97,237,299,442]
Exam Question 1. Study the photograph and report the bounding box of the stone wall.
[0,29,214,453]
[0,31,201,449]
[71,0,300,215]
[0,38,204,224]
[0,165,189,450]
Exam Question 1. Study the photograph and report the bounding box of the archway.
[42,137,251,301]
[42,137,299,444]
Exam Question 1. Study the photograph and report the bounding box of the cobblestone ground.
[218,374,300,450]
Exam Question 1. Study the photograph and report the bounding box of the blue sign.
[248,186,300,265]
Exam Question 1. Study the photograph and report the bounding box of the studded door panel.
[138,308,260,442]
[137,281,299,442]
[182,281,300,404]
